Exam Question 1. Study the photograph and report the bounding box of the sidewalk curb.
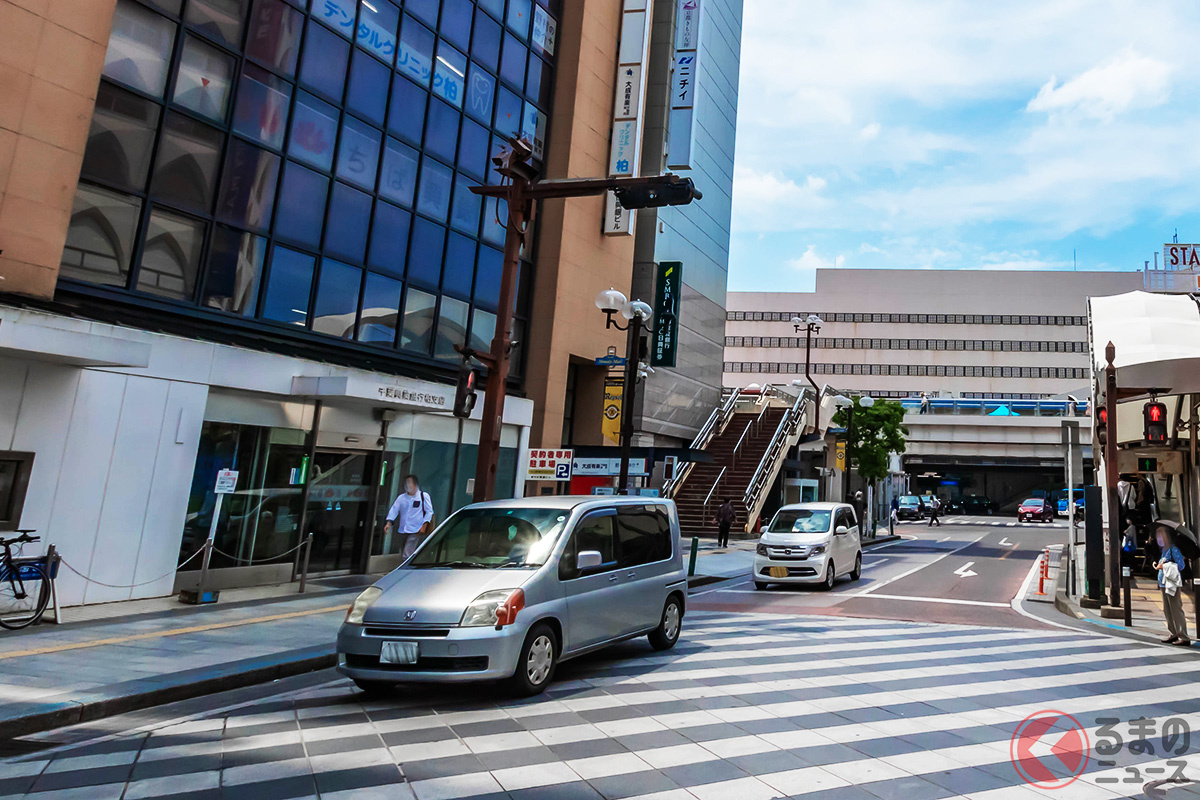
[2,646,336,740]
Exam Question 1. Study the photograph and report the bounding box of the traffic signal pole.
[467,137,701,503]
[1104,342,1121,609]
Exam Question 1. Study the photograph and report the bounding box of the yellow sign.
[602,377,623,444]
[835,441,847,472]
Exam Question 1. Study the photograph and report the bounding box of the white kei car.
[753,502,862,591]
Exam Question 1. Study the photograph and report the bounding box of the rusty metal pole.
[1105,342,1121,609]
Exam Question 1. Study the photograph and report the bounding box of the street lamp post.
[596,289,656,494]
[791,314,823,395]
[834,394,874,504]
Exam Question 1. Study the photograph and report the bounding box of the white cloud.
[788,245,845,272]
[731,168,831,232]
[1027,50,1172,121]
[859,122,881,140]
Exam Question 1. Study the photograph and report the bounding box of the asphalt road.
[689,518,1069,629]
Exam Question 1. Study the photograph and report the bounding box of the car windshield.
[409,507,569,568]
[900,496,919,506]
[1022,499,1043,507]
[769,509,832,533]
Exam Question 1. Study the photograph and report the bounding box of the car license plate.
[380,641,419,665]
[769,566,788,579]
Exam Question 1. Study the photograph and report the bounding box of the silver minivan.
[337,496,687,695]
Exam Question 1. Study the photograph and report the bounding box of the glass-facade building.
[61,0,559,373]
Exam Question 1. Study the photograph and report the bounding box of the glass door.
[304,450,376,573]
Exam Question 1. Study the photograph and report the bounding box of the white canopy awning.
[1089,290,1200,396]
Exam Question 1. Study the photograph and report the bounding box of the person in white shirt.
[384,475,434,558]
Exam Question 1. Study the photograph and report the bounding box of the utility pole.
[467,136,701,502]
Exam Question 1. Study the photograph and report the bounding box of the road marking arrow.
[998,537,1015,546]
[954,561,978,578]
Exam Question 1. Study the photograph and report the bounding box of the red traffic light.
[1096,405,1108,447]
[1098,407,1108,424]
[1144,401,1168,444]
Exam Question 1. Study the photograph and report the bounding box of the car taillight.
[494,588,525,628]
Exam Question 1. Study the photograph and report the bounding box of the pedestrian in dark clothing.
[715,499,735,548]
[927,497,941,527]
[890,496,899,524]
[917,497,926,519]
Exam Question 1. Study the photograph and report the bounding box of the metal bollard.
[1122,565,1132,627]
[298,533,314,594]
[197,539,213,600]
[687,536,699,577]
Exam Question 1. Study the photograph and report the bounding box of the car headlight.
[346,586,382,625]
[810,545,826,555]
[461,588,525,628]
[755,543,768,556]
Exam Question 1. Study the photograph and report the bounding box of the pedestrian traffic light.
[453,364,480,419]
[613,177,701,210]
[1096,406,1108,448]
[1144,401,1168,445]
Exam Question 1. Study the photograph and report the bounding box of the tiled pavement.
[3,612,1200,800]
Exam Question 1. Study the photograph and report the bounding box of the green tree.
[832,398,908,482]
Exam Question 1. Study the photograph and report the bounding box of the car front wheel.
[509,623,558,696]
[850,552,862,581]
[821,563,835,591]
[648,595,683,651]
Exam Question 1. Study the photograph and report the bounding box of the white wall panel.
[11,364,81,540]
[0,358,29,450]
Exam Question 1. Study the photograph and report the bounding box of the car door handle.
[626,572,636,578]
[608,575,619,582]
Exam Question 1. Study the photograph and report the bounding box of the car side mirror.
[835,525,849,535]
[577,550,603,571]
[760,523,768,533]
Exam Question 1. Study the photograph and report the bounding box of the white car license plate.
[380,641,419,665]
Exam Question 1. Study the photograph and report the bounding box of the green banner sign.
[651,261,682,367]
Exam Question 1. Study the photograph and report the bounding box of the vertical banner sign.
[602,376,624,444]
[604,0,654,237]
[666,0,702,170]
[651,261,682,367]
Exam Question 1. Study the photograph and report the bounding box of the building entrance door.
[304,450,377,574]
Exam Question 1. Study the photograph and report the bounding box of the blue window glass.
[359,272,403,344]
[442,232,475,299]
[440,0,472,50]
[526,55,550,105]
[347,49,389,125]
[435,295,469,360]
[469,308,496,354]
[450,173,480,234]
[216,139,280,233]
[400,287,436,353]
[486,135,506,184]
[417,158,452,219]
[357,0,398,62]
[432,42,467,108]
[405,0,439,27]
[232,64,291,149]
[203,226,265,315]
[481,196,505,246]
[457,118,488,179]
[245,0,303,77]
[335,116,381,190]
[313,0,356,38]
[379,138,418,206]
[300,21,350,102]
[288,92,338,171]
[521,101,545,158]
[312,259,363,338]
[474,245,502,310]
[262,246,315,325]
[465,63,494,126]
[471,9,501,71]
[500,34,526,90]
[387,74,426,145]
[396,16,434,86]
[275,161,328,248]
[407,217,444,288]
[506,0,531,39]
[494,86,522,135]
[367,199,410,276]
[324,181,372,263]
[424,99,459,164]
[478,0,504,20]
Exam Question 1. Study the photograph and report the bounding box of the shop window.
[379,138,419,207]
[151,113,224,213]
[185,0,248,48]
[215,139,280,233]
[442,233,475,299]
[417,158,453,218]
[450,173,481,233]
[137,208,205,300]
[202,226,265,315]
[82,83,159,192]
[407,218,445,289]
[433,42,468,108]
[262,246,315,325]
[275,161,328,248]
[357,0,399,62]
[500,33,526,90]
[387,74,427,145]
[315,0,356,38]
[424,99,460,164]
[300,20,351,102]
[347,49,389,126]
[397,15,434,86]
[312,258,362,338]
[0,453,35,531]
[60,184,142,287]
[324,182,372,264]
[359,272,403,344]
[173,37,234,122]
[245,0,303,76]
[367,199,411,276]
[232,65,292,149]
[465,63,495,125]
[506,0,532,38]
[400,287,436,353]
[441,0,473,50]
[335,115,382,190]
[288,92,338,171]
[104,0,176,99]
[435,295,469,360]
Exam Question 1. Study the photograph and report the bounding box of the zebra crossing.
[934,517,1067,529]
[1,612,1197,800]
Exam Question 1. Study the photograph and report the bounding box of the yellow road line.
[0,604,347,660]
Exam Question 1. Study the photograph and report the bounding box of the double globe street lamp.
[791,314,823,394]
[596,288,657,493]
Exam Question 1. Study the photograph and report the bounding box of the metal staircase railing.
[663,388,741,499]
[740,388,811,532]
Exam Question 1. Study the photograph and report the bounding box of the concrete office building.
[0,0,685,605]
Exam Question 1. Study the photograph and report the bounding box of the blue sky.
[727,0,1200,292]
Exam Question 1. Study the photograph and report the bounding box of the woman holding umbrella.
[1153,524,1191,646]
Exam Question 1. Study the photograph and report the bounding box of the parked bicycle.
[0,530,51,630]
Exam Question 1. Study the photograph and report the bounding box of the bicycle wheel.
[0,562,51,630]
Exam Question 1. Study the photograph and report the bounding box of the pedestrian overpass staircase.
[666,388,815,537]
